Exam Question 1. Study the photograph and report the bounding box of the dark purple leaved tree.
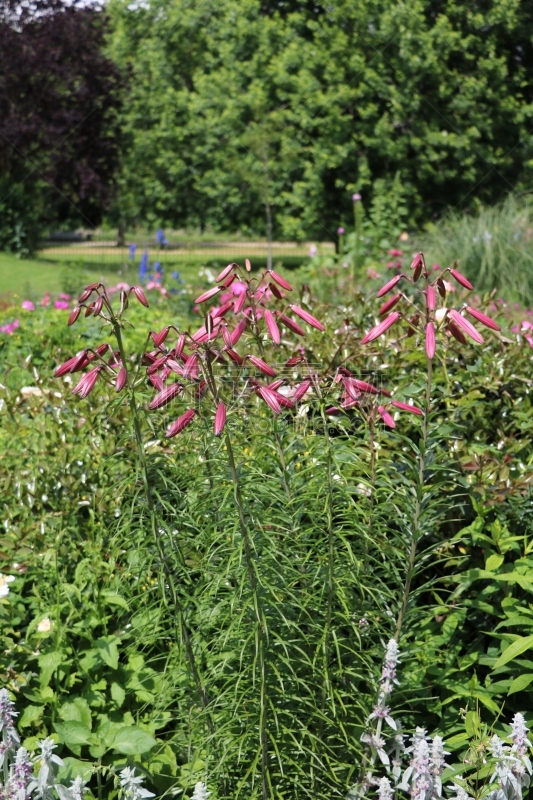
[0,0,125,241]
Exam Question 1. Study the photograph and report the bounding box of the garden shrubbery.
[1,259,532,799]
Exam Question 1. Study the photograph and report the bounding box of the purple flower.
[352,193,362,201]
[54,301,70,310]
[21,300,35,311]
[337,227,345,235]
[129,243,137,260]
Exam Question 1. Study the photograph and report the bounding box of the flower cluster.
[361,253,501,357]
[330,367,423,428]
[119,768,155,800]
[143,261,323,438]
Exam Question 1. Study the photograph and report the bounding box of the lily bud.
[214,402,227,436]
[285,355,302,366]
[410,253,424,282]
[195,286,221,304]
[292,379,311,402]
[377,405,396,428]
[93,297,104,316]
[450,268,473,291]
[216,263,237,283]
[289,305,325,332]
[279,315,305,336]
[152,327,170,347]
[391,400,423,416]
[361,311,400,344]
[183,353,199,380]
[212,301,234,318]
[73,367,102,399]
[248,355,277,377]
[149,383,183,409]
[447,321,467,344]
[465,306,500,331]
[376,274,402,298]
[68,307,81,326]
[245,258,252,272]
[263,309,281,344]
[256,386,282,414]
[166,409,196,438]
[437,278,446,298]
[448,309,484,343]
[225,348,244,365]
[231,318,247,346]
[85,303,94,318]
[131,286,149,307]
[234,291,247,314]
[269,282,283,299]
[269,270,293,291]
[115,366,127,392]
[54,354,82,378]
[426,286,436,311]
[378,294,401,316]
[425,322,436,359]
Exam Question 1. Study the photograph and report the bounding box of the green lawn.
[0,245,310,301]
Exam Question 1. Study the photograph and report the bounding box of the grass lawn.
[0,242,315,300]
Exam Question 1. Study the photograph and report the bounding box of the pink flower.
[58,293,71,301]
[352,193,362,201]
[309,244,318,257]
[54,301,70,310]
[41,292,51,307]
[337,227,345,235]
[231,281,248,296]
[0,319,20,334]
[21,300,35,311]
[387,249,402,257]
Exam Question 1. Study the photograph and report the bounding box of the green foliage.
[1,267,533,797]
[108,0,533,237]
[418,194,533,304]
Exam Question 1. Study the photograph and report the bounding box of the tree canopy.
[0,0,124,247]
[109,0,533,239]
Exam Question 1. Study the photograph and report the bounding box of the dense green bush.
[108,0,533,238]
[1,264,533,798]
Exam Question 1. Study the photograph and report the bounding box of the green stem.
[224,429,270,800]
[394,354,432,642]
[113,324,215,737]
[320,405,335,718]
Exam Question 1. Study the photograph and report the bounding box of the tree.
[0,0,125,249]
[108,0,533,238]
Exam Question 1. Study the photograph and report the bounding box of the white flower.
[191,782,211,800]
[37,618,52,633]
[447,779,471,800]
[119,767,155,800]
[0,573,15,599]
[377,776,393,800]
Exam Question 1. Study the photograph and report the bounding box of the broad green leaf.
[508,673,533,695]
[38,651,62,686]
[112,726,157,755]
[58,699,91,730]
[57,757,94,783]
[100,591,129,610]
[111,682,125,708]
[95,637,120,670]
[485,553,504,571]
[494,636,533,669]
[54,721,92,746]
[19,705,43,728]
